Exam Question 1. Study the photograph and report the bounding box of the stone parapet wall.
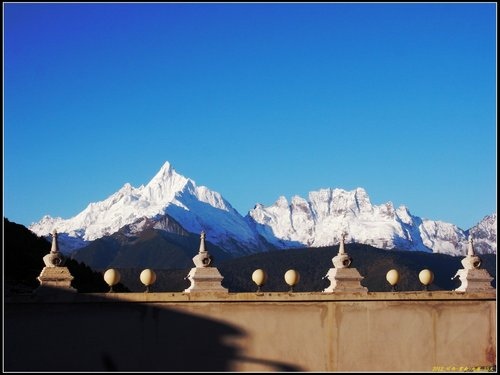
[4,290,496,372]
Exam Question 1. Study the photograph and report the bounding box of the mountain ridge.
[29,161,497,257]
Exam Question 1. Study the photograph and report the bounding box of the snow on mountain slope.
[248,188,429,252]
[30,163,184,240]
[419,219,467,255]
[467,213,497,254]
[247,188,494,256]
[29,161,496,256]
[29,161,262,254]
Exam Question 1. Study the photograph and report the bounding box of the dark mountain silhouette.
[114,244,496,293]
[216,244,497,292]
[71,223,235,271]
[3,218,128,294]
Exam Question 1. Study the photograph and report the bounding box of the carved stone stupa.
[453,235,494,292]
[323,232,368,293]
[184,231,228,293]
[36,229,76,293]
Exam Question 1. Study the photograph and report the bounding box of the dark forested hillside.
[71,227,234,271]
[3,218,128,294]
[4,218,49,292]
[113,244,496,293]
[216,245,497,292]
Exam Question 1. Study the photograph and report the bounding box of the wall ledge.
[5,290,497,304]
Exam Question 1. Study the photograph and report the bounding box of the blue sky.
[4,3,497,230]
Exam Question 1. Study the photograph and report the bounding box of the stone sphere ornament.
[284,269,300,292]
[386,269,400,291]
[104,269,121,293]
[252,269,268,293]
[419,269,434,290]
[140,269,157,292]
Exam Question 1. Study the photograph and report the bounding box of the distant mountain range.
[29,161,496,260]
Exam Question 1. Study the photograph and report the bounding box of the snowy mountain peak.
[326,187,373,215]
[29,161,262,254]
[28,162,496,257]
[150,161,174,182]
[275,196,289,207]
[161,160,173,172]
[467,213,497,254]
[249,188,496,256]
[395,205,412,223]
[29,215,63,235]
[143,162,189,202]
[29,161,193,241]
[291,195,309,206]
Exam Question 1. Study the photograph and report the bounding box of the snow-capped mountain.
[247,188,495,256]
[467,213,497,254]
[29,162,264,255]
[29,161,496,256]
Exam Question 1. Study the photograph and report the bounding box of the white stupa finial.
[339,232,347,255]
[199,230,207,253]
[454,234,482,271]
[467,234,475,256]
[50,229,59,254]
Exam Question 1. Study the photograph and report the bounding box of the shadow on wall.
[4,287,302,372]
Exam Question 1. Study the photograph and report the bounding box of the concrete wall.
[4,290,496,372]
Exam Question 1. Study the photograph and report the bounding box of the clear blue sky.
[4,3,497,231]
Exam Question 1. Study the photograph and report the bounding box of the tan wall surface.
[4,290,496,372]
